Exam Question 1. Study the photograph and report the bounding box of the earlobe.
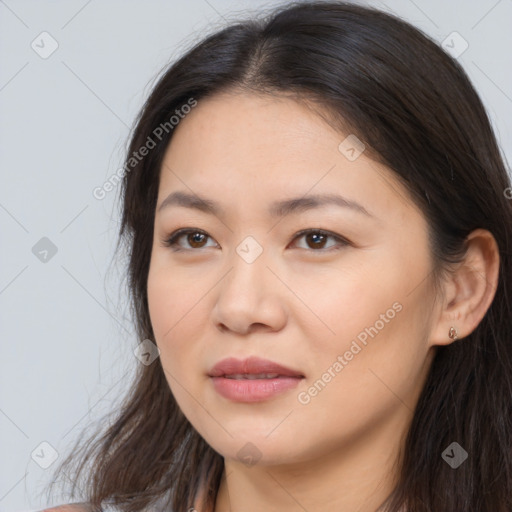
[429,228,500,347]
[448,326,459,341]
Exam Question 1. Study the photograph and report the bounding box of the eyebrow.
[157,191,374,218]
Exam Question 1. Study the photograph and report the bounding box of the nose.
[211,245,288,335]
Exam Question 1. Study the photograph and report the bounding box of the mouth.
[208,356,305,402]
[223,373,286,379]
[208,355,304,378]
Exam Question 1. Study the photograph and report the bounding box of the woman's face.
[147,91,440,466]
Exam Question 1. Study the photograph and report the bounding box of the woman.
[43,1,512,511]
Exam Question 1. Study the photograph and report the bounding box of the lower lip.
[210,376,303,402]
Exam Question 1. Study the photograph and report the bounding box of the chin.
[199,428,311,468]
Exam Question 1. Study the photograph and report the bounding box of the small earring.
[448,326,459,341]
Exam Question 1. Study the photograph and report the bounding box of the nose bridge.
[212,233,286,333]
[226,233,269,298]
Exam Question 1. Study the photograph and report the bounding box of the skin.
[146,91,500,512]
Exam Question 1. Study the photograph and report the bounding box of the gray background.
[1,0,511,510]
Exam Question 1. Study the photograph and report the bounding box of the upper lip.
[208,356,304,378]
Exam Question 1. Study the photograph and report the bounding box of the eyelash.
[161,228,350,253]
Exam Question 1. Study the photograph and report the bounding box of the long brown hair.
[46,2,512,511]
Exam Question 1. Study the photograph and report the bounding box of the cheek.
[147,260,217,381]
[295,306,423,449]
[147,266,176,341]
[289,256,398,359]
[297,251,431,407]
[147,265,203,407]
[147,264,195,361]
[147,255,201,339]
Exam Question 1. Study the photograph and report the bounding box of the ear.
[429,228,500,347]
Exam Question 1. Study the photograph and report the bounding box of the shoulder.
[40,504,96,512]
[38,501,157,512]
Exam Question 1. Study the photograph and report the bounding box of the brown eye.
[187,232,208,248]
[292,229,349,251]
[304,232,328,249]
[163,229,217,251]
[163,228,349,253]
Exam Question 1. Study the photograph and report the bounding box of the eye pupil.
[189,232,206,248]
[306,233,327,249]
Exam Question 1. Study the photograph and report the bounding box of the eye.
[161,228,350,252]
[291,229,350,251]
[162,228,217,251]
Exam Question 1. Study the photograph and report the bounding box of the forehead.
[157,92,421,223]
[166,91,344,168]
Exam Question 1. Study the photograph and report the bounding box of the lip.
[208,356,304,403]
[208,356,304,378]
